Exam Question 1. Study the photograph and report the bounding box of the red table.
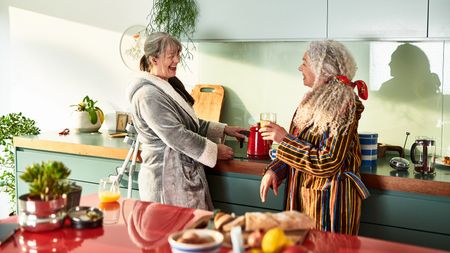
[0,195,446,253]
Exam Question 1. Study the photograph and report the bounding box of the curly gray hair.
[293,41,359,136]
[308,40,357,86]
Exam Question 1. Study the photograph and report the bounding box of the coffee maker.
[410,137,436,174]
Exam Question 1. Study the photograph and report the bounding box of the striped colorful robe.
[268,98,369,235]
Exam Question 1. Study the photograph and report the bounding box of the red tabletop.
[0,195,446,253]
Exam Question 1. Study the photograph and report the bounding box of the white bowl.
[168,229,224,253]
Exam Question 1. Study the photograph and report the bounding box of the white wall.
[0,0,197,131]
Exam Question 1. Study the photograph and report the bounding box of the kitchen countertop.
[0,194,446,253]
[13,132,450,197]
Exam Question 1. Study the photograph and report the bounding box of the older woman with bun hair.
[128,32,246,210]
[259,40,369,235]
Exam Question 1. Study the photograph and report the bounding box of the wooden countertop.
[14,132,450,198]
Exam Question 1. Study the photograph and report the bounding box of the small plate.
[435,159,450,168]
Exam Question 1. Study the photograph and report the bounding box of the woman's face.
[150,45,180,80]
[298,53,315,87]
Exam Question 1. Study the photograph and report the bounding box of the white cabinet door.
[429,0,450,38]
[194,0,327,40]
[328,0,428,39]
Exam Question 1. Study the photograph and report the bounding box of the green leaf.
[21,161,71,200]
[87,109,98,124]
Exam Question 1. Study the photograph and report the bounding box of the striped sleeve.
[266,158,289,186]
[276,122,357,178]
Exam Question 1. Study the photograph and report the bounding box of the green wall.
[196,41,449,156]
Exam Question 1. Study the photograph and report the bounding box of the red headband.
[335,75,368,100]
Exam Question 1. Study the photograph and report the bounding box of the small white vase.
[71,111,102,133]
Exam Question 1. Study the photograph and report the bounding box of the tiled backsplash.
[195,41,449,156]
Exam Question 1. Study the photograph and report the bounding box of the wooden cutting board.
[190,84,224,122]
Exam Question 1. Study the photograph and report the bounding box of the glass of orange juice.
[260,112,277,127]
[98,177,121,203]
[99,201,120,224]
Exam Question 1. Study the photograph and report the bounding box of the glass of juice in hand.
[98,177,121,203]
[260,112,277,127]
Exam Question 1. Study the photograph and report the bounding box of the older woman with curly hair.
[259,40,369,235]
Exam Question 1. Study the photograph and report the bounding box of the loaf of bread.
[244,212,279,232]
[245,211,314,232]
[270,211,315,231]
[222,215,245,232]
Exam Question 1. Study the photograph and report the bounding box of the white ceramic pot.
[71,111,102,133]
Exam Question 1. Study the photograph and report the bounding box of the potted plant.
[147,0,199,62]
[18,161,71,232]
[71,95,104,133]
[0,112,40,216]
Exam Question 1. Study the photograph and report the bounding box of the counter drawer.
[361,189,450,235]
[206,173,285,210]
[213,201,282,215]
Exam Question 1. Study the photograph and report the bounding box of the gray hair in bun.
[140,32,182,72]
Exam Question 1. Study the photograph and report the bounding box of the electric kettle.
[247,124,272,159]
[410,137,436,174]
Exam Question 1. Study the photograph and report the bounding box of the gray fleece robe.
[127,74,225,210]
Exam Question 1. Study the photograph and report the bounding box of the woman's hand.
[260,170,278,202]
[224,126,247,140]
[217,144,233,160]
[259,122,288,143]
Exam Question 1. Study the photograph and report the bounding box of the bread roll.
[214,213,234,230]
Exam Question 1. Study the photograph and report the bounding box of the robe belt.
[324,171,370,200]
[343,171,370,199]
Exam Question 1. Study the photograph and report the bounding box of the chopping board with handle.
[190,84,224,122]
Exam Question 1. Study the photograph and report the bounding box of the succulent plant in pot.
[18,161,73,232]
[71,96,104,133]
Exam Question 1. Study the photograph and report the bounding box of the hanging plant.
[147,0,199,63]
[0,112,40,215]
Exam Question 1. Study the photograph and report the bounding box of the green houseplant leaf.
[147,0,199,63]
[0,112,40,214]
[19,161,71,201]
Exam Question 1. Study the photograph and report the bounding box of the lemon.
[261,227,292,253]
[96,107,105,124]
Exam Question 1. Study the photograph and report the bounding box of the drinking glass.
[99,201,120,224]
[98,177,121,203]
[260,112,277,127]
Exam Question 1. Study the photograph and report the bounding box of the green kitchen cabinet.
[328,0,428,39]
[359,189,450,251]
[194,0,327,40]
[429,0,450,38]
[206,171,286,215]
[15,148,140,201]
